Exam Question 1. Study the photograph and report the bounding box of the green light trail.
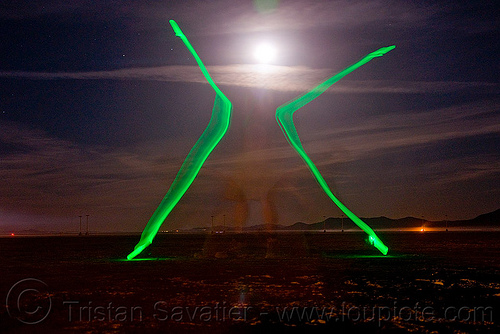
[114,257,176,262]
[253,0,280,12]
[127,20,232,260]
[275,46,395,255]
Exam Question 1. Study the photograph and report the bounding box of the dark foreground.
[1,231,499,333]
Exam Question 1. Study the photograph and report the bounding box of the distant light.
[254,43,277,64]
[420,228,425,232]
[11,233,15,236]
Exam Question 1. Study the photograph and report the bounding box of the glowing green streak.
[127,20,232,260]
[276,46,395,256]
[253,0,280,12]
[115,257,175,262]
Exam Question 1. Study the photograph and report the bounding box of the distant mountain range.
[2,209,498,235]
[207,208,500,232]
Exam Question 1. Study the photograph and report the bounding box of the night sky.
[0,1,498,232]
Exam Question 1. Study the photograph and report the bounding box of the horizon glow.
[275,45,395,255]
[127,20,232,260]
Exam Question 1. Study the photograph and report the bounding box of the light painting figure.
[127,20,393,259]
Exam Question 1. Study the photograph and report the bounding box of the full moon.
[253,43,277,64]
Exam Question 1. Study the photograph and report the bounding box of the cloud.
[0,122,186,224]
[1,65,498,94]
[121,0,491,37]
[1,93,498,230]
[1,1,498,231]
[302,99,500,159]
[0,120,302,230]
[2,1,495,36]
[424,155,500,185]
[202,97,500,188]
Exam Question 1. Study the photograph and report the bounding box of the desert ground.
[1,231,499,333]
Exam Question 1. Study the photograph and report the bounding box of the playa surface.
[1,231,499,333]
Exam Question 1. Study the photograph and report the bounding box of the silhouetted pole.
[341,214,344,232]
[323,215,326,232]
[79,216,82,236]
[85,215,89,235]
[211,215,214,234]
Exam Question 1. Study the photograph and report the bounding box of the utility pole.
[79,216,82,236]
[86,215,89,236]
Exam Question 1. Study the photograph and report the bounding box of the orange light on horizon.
[420,228,425,232]
[11,233,15,236]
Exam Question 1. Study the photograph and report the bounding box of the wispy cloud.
[0,122,187,227]
[203,98,500,192]
[302,99,500,159]
[1,94,498,230]
[1,65,498,94]
[423,155,500,185]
